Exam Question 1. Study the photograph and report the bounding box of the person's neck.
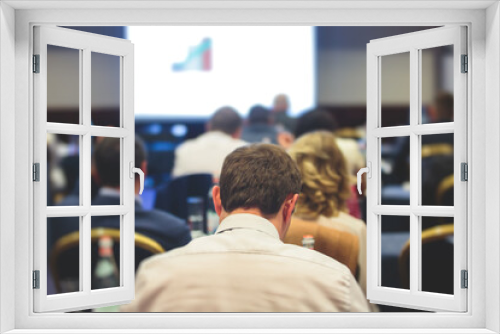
[221,208,282,234]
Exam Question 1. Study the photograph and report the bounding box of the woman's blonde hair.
[289,131,352,220]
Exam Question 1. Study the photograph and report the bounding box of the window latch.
[357,162,371,195]
[129,162,145,195]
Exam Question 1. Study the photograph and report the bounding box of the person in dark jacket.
[51,136,191,257]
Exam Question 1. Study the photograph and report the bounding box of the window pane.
[421,45,454,124]
[381,215,410,290]
[381,52,410,127]
[47,45,80,124]
[91,52,121,127]
[47,134,80,206]
[421,134,454,206]
[91,216,121,290]
[48,217,80,295]
[91,137,121,205]
[381,137,410,205]
[421,217,454,294]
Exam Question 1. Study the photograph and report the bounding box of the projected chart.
[128,26,315,118]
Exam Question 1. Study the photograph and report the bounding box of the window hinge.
[33,54,40,73]
[461,162,468,181]
[33,163,40,182]
[461,270,468,289]
[461,54,468,73]
[33,270,40,289]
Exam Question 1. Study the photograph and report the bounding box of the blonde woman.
[289,131,370,301]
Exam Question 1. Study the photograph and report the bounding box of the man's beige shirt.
[121,213,370,312]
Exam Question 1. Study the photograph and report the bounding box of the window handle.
[129,162,145,195]
[357,162,371,195]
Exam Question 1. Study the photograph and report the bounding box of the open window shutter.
[33,26,135,312]
[365,26,467,312]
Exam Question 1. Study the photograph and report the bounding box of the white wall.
[485,2,500,332]
[0,2,16,333]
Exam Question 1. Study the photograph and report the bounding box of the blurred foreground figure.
[122,144,369,312]
[171,106,247,178]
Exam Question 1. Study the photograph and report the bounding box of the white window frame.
[0,2,498,333]
[366,26,467,312]
[33,26,136,312]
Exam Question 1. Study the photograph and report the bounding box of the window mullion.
[81,47,92,294]
[409,48,420,294]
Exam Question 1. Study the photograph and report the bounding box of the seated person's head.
[294,108,339,139]
[208,106,243,138]
[428,91,453,122]
[93,136,147,194]
[247,105,272,125]
[273,94,289,113]
[212,144,302,239]
[288,131,351,220]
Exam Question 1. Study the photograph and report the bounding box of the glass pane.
[381,52,410,127]
[91,52,121,127]
[91,216,120,290]
[421,217,454,294]
[47,45,80,124]
[47,134,80,206]
[47,217,80,295]
[381,136,410,205]
[381,215,410,289]
[421,134,454,206]
[91,137,121,205]
[421,45,454,124]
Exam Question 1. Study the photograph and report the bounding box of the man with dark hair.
[241,105,280,145]
[52,137,191,261]
[122,144,370,312]
[171,106,247,178]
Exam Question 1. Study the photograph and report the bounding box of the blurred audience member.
[294,108,365,177]
[171,106,247,179]
[122,144,369,312]
[272,94,296,132]
[289,131,370,305]
[241,105,279,145]
[52,137,191,253]
[294,108,364,218]
[392,92,454,187]
[427,91,454,123]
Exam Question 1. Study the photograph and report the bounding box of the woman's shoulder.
[321,212,366,232]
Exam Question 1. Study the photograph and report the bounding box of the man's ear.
[212,186,223,217]
[282,194,299,223]
[280,193,299,240]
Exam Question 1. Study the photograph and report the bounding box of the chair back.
[49,227,165,293]
[284,218,359,276]
[154,173,213,223]
[436,174,454,206]
[399,224,454,293]
[421,143,453,159]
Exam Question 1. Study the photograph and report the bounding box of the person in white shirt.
[122,144,370,312]
[171,106,247,179]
